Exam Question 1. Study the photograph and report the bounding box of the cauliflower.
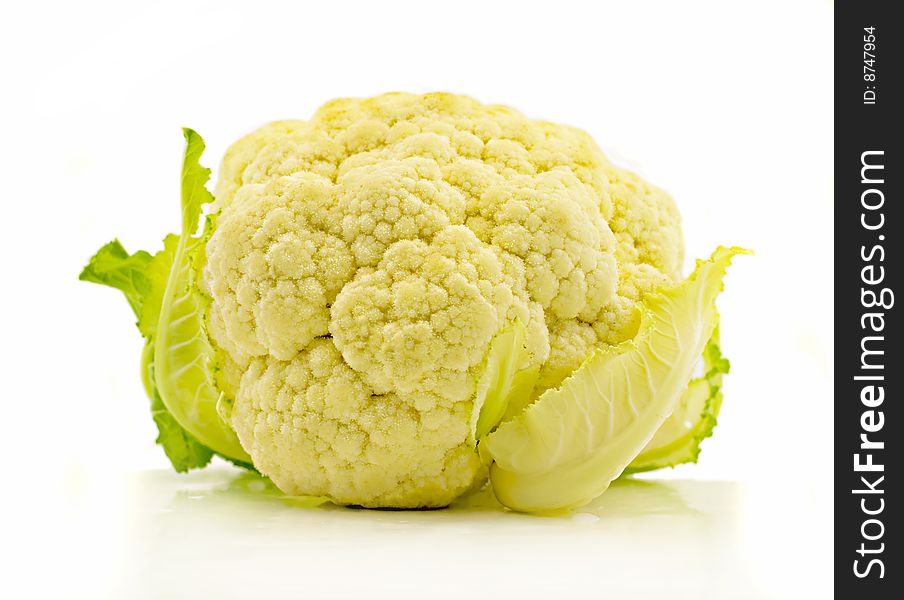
[81,93,744,511]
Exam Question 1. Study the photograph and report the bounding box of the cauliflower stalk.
[81,93,745,511]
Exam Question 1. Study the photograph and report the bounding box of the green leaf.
[153,130,251,463]
[180,128,215,236]
[81,236,216,472]
[624,327,731,473]
[482,247,748,512]
[470,320,538,441]
[79,240,153,319]
[79,130,250,471]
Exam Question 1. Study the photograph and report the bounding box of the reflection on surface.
[160,468,717,522]
[166,469,706,514]
[111,467,763,599]
[141,467,743,541]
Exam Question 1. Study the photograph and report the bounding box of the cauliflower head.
[199,93,683,507]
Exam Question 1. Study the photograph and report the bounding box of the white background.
[1,1,833,598]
